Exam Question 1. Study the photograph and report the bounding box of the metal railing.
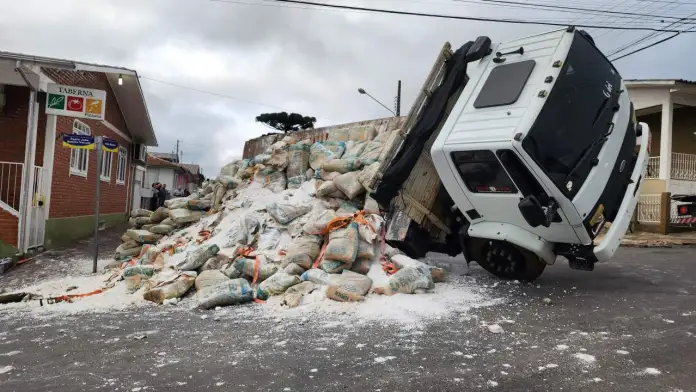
[644,153,696,181]
[646,157,660,179]
[0,161,23,215]
[637,194,661,223]
[671,153,696,181]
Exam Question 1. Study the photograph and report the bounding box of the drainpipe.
[16,62,39,254]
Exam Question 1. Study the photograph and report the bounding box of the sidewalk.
[596,230,696,247]
[0,223,127,292]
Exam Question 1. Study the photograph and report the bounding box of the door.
[132,167,145,211]
[27,165,46,249]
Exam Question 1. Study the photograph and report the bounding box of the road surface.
[1,247,694,392]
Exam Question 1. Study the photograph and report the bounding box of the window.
[522,32,622,198]
[69,120,90,177]
[474,59,536,108]
[452,150,517,194]
[100,149,113,182]
[116,147,127,184]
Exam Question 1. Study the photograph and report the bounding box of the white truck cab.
[429,27,650,280]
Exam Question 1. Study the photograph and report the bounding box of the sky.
[2,0,695,177]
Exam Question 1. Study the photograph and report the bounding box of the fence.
[643,153,696,180]
[0,161,23,215]
[671,153,696,181]
[646,157,660,179]
[637,194,661,223]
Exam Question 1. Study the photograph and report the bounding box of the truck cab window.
[452,150,517,194]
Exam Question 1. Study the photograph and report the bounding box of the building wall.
[146,167,177,191]
[639,107,696,156]
[39,69,135,247]
[0,209,18,257]
[0,85,47,254]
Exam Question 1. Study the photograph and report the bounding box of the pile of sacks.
[107,126,446,310]
[112,179,239,265]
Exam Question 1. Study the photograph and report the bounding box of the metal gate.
[27,165,46,249]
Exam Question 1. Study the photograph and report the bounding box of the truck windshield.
[521,32,622,198]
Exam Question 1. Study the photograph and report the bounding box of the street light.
[358,87,396,116]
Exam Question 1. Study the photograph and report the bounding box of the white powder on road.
[556,344,569,351]
[374,356,396,363]
[574,353,597,364]
[0,274,151,316]
[263,274,502,326]
[616,350,630,355]
[1,351,21,356]
[641,368,662,375]
[487,380,499,387]
[0,366,14,374]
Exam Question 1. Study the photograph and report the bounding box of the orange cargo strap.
[312,239,329,269]
[306,210,377,236]
[40,289,105,305]
[251,256,261,285]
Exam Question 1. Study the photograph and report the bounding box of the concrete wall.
[242,116,406,159]
[641,179,666,195]
[146,167,177,190]
[669,179,696,195]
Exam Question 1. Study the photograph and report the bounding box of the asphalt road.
[1,247,695,392]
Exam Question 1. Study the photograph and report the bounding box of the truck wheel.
[473,239,546,281]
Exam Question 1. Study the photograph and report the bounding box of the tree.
[255,112,317,133]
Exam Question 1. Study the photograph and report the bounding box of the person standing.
[157,183,166,208]
[150,183,159,211]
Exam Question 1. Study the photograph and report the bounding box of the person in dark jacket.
[150,183,159,211]
[157,184,166,208]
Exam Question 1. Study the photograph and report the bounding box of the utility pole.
[395,80,401,117]
[92,135,102,274]
[175,139,180,163]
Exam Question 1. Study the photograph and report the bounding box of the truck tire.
[468,239,546,281]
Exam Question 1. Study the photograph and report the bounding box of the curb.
[620,241,696,248]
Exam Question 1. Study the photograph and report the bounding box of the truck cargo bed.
[371,42,469,257]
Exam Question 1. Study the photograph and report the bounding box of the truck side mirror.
[466,36,492,62]
[518,195,557,228]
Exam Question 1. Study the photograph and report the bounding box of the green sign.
[47,94,65,110]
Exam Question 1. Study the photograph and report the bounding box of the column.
[659,99,673,181]
[42,115,57,217]
[18,90,38,253]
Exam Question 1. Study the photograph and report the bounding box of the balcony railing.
[644,153,696,181]
[0,161,23,216]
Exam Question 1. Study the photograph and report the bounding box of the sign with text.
[46,84,106,120]
[102,138,119,153]
[62,134,95,150]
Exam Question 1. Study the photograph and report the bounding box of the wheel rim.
[485,241,524,277]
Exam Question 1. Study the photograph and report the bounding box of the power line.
[139,76,286,110]
[212,0,696,32]
[457,0,696,22]
[611,32,681,60]
[608,9,696,58]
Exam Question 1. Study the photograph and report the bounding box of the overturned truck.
[370,27,650,280]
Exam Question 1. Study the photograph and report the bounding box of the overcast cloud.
[1,0,694,176]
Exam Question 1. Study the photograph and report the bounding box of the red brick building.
[0,52,158,257]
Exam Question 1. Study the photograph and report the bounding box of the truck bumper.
[593,126,650,262]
